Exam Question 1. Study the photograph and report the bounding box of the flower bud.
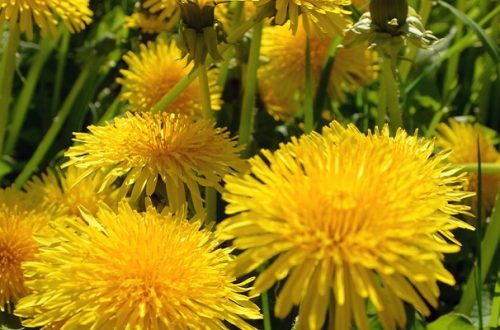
[369,0,408,34]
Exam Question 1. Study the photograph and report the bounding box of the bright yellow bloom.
[218,122,473,330]
[64,112,245,214]
[25,166,120,217]
[436,119,500,210]
[15,203,262,329]
[117,39,222,116]
[144,0,179,20]
[125,12,176,34]
[0,0,93,39]
[0,187,47,311]
[259,22,377,121]
[255,0,350,35]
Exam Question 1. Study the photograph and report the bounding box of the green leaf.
[437,1,500,63]
[428,313,477,330]
[0,159,13,177]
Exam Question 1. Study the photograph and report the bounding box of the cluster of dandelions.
[1,0,497,328]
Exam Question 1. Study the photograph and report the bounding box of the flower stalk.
[0,25,20,155]
[238,20,263,157]
[198,63,218,222]
[304,35,314,133]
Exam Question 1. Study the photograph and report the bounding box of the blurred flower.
[117,39,221,116]
[25,166,120,217]
[64,112,245,214]
[218,122,473,330]
[255,0,350,35]
[0,187,48,311]
[215,2,257,33]
[259,22,377,121]
[144,0,180,21]
[0,0,93,39]
[125,12,176,34]
[435,119,500,210]
[15,203,261,329]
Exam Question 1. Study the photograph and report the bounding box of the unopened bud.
[369,0,408,35]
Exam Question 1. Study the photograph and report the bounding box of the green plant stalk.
[237,21,263,156]
[313,37,341,124]
[14,66,93,188]
[376,77,387,128]
[475,142,483,330]
[489,270,500,328]
[458,163,500,175]
[399,0,433,82]
[424,110,445,138]
[0,25,20,155]
[381,55,402,131]
[5,37,57,155]
[261,288,272,330]
[304,36,314,133]
[51,29,70,116]
[97,98,125,125]
[442,0,466,102]
[457,192,500,315]
[198,63,218,222]
[151,15,258,115]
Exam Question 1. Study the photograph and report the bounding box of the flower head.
[435,119,500,210]
[25,166,120,217]
[125,12,176,34]
[0,187,47,311]
[255,0,350,35]
[117,39,221,116]
[259,22,377,121]
[64,112,245,214]
[218,122,473,330]
[0,0,93,39]
[15,203,261,329]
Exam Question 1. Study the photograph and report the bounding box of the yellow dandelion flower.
[144,0,179,20]
[117,39,222,116]
[0,187,47,311]
[436,119,500,210]
[15,203,262,329]
[218,121,473,330]
[215,2,257,33]
[25,166,120,217]
[63,112,245,214]
[0,0,93,39]
[256,0,350,35]
[259,22,377,121]
[125,12,176,34]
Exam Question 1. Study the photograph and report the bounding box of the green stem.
[442,0,466,104]
[489,271,500,328]
[198,63,218,222]
[0,25,20,154]
[376,76,387,128]
[14,66,92,188]
[238,21,263,156]
[475,142,484,330]
[399,0,433,82]
[198,64,212,118]
[304,36,314,133]
[5,37,57,155]
[377,51,403,133]
[51,29,70,116]
[261,290,272,330]
[150,15,258,115]
[97,98,125,125]
[457,192,500,315]
[458,163,500,175]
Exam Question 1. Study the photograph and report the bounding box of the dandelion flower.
[218,122,473,330]
[117,39,222,116]
[256,0,350,35]
[0,187,47,311]
[15,203,261,329]
[25,166,120,217]
[259,22,377,121]
[144,0,179,21]
[0,0,93,39]
[436,119,500,210]
[125,12,176,34]
[64,112,245,214]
